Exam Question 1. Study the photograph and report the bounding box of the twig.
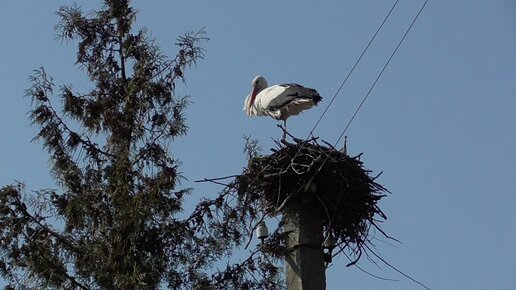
[10,194,89,290]
[275,124,303,143]
[321,139,338,151]
[364,243,431,290]
[372,171,383,181]
[194,174,242,183]
[349,260,398,282]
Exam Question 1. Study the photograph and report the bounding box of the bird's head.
[248,75,267,109]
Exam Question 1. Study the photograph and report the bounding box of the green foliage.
[0,1,285,289]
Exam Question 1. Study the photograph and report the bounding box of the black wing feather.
[267,84,322,110]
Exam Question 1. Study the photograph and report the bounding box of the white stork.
[243,75,322,140]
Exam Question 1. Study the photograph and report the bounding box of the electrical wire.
[290,0,430,233]
[282,0,404,189]
[282,0,429,244]
[334,0,429,146]
[285,0,401,165]
[295,4,431,287]
[309,0,400,137]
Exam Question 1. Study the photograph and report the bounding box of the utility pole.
[284,204,326,290]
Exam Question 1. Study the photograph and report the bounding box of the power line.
[285,0,402,175]
[294,6,430,284]
[309,0,400,137]
[296,0,429,197]
[334,0,429,146]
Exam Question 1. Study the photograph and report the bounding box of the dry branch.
[236,137,389,260]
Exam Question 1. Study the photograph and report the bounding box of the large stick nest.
[237,138,388,255]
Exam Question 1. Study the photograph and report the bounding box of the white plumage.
[243,75,322,139]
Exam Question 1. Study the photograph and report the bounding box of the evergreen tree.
[0,1,278,289]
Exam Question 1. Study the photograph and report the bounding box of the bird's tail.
[310,89,322,105]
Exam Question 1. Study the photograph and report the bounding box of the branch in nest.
[236,136,389,266]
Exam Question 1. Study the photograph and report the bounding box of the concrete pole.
[284,205,326,290]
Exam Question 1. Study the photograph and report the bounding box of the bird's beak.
[248,86,258,110]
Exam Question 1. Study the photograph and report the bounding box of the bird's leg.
[282,120,287,141]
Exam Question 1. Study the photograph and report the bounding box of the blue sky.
[1,1,516,289]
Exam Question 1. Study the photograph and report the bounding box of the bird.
[243,75,322,140]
